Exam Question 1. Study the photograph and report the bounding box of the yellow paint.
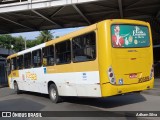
[42,58,47,66]
[101,78,154,97]
[7,70,19,88]
[46,29,99,74]
[46,60,99,74]
[11,70,19,77]
[45,24,97,47]
[97,19,154,97]
[6,19,154,98]
[26,72,37,80]
[8,74,11,88]
[7,53,18,59]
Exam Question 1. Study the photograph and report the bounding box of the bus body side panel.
[9,70,26,91]
[97,21,116,97]
[44,64,77,96]
[71,60,100,97]
[45,62,101,97]
[8,25,102,97]
[44,29,101,97]
[70,30,101,97]
[9,70,20,89]
[18,68,45,93]
[9,68,42,93]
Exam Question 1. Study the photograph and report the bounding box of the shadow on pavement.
[16,91,146,109]
[2,87,149,112]
[0,98,45,111]
[21,92,146,109]
[0,91,145,119]
[62,93,146,109]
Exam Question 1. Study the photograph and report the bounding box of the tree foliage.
[0,30,56,52]
[37,30,53,43]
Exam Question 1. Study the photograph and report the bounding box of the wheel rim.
[50,88,57,100]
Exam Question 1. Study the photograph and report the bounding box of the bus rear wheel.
[14,82,21,94]
[49,84,62,103]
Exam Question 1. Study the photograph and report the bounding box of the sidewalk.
[142,78,160,96]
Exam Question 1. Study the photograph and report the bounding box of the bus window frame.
[11,57,17,70]
[16,55,24,70]
[72,31,97,63]
[111,24,151,48]
[42,45,55,67]
[24,52,32,69]
[55,40,72,65]
[32,49,42,68]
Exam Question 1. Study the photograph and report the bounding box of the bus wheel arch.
[13,80,21,94]
[48,81,62,103]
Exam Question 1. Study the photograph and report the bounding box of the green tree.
[26,39,41,48]
[0,34,26,52]
[0,31,54,52]
[0,34,14,49]
[14,36,25,52]
[37,30,53,43]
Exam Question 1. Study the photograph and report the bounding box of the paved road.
[0,86,160,120]
[142,78,160,96]
[154,78,160,88]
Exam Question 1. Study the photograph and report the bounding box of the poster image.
[111,24,150,48]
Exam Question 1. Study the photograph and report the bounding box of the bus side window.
[32,49,42,68]
[11,57,17,70]
[17,55,24,69]
[24,52,32,69]
[42,45,54,66]
[55,40,71,65]
[72,32,96,62]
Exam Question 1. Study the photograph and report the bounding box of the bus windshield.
[111,24,150,48]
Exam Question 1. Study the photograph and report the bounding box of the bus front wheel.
[14,82,21,94]
[49,84,62,103]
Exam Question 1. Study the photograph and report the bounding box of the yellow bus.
[7,19,154,103]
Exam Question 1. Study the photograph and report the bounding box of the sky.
[11,27,83,40]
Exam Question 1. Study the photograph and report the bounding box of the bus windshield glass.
[111,24,150,48]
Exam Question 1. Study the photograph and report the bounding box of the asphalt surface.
[142,78,160,96]
[0,79,159,120]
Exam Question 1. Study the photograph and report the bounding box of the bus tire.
[14,82,21,94]
[49,84,62,103]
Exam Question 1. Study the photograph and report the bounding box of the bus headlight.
[108,67,116,84]
[150,64,154,80]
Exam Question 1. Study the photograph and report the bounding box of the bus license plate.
[129,73,137,79]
